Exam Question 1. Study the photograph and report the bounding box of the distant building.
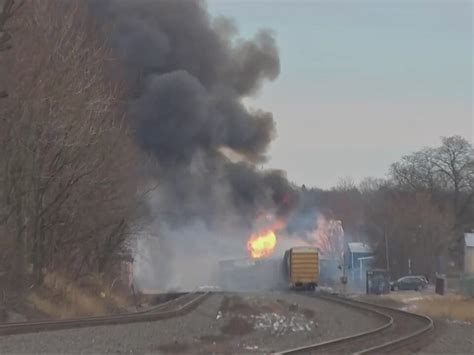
[346,242,373,269]
[345,242,374,282]
[464,233,474,274]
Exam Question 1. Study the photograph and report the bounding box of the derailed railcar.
[217,258,256,290]
[217,257,286,291]
[283,247,320,290]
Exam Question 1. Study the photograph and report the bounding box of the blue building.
[345,242,374,282]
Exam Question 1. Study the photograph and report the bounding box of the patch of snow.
[318,286,336,294]
[196,285,221,291]
[401,304,419,312]
[402,296,424,303]
[244,345,259,350]
[447,319,472,325]
[252,312,314,336]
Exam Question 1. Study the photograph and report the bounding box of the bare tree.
[312,217,344,263]
[298,136,472,277]
[390,136,473,235]
[432,136,474,230]
[1,1,142,291]
[390,149,441,193]
[0,0,23,98]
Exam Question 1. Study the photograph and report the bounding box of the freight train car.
[217,257,286,291]
[283,247,319,290]
[217,258,256,290]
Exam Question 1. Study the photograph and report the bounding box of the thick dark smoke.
[90,0,296,230]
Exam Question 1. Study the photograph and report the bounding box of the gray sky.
[209,0,473,188]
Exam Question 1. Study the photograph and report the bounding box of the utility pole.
[341,251,348,294]
[384,226,390,272]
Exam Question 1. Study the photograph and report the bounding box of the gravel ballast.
[0,291,385,353]
[357,291,474,354]
[419,319,473,354]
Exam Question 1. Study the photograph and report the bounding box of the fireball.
[247,229,277,258]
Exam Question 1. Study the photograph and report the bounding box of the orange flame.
[247,229,277,258]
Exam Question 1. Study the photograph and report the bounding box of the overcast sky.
[208,0,473,189]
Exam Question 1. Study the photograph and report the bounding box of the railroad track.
[278,292,433,354]
[0,291,209,336]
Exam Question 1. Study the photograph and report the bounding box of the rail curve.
[277,292,433,354]
[0,291,209,336]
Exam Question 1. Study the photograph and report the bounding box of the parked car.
[414,275,429,285]
[390,276,428,291]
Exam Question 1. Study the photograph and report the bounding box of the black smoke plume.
[90,0,296,230]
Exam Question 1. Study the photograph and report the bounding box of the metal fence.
[459,274,474,297]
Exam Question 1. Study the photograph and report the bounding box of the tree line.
[1,0,471,299]
[299,135,473,278]
[0,1,143,296]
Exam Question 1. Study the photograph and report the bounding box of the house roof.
[348,242,373,254]
[465,233,474,247]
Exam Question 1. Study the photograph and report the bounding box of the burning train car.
[216,215,324,291]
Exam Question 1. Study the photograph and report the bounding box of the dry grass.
[27,292,104,319]
[27,272,130,319]
[414,295,474,322]
[381,292,474,322]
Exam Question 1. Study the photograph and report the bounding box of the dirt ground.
[150,291,385,354]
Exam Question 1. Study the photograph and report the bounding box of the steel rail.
[276,292,433,354]
[0,291,209,336]
[351,296,433,354]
